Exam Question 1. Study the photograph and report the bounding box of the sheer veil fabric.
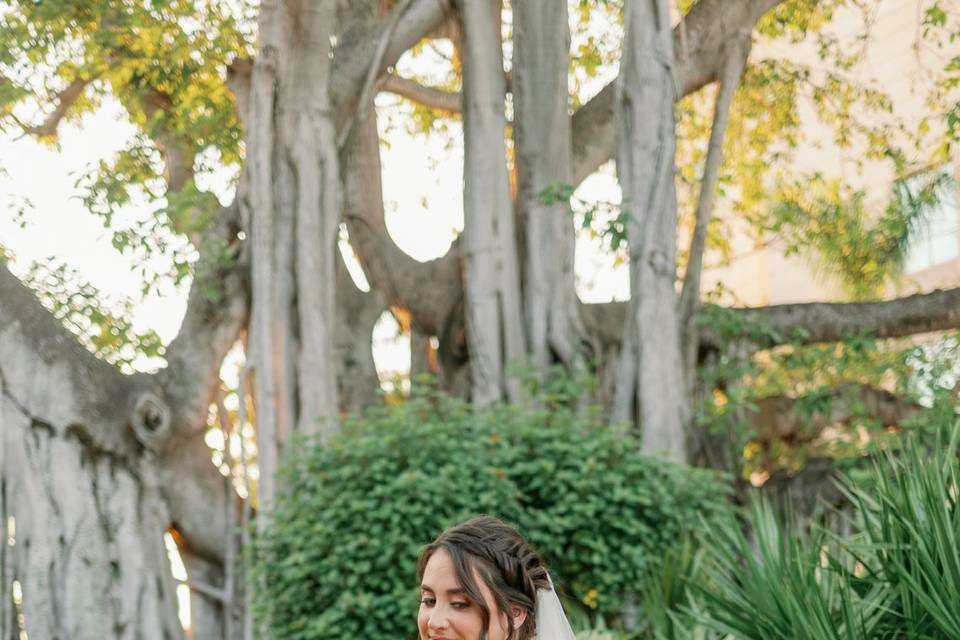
[534,575,577,639]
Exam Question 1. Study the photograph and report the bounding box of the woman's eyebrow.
[419,584,467,595]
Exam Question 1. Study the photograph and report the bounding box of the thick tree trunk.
[1,199,245,636]
[2,409,182,639]
[615,0,689,461]
[0,267,182,639]
[458,0,527,405]
[246,0,342,511]
[513,0,587,376]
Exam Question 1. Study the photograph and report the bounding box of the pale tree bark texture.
[514,0,588,376]
[0,214,246,638]
[7,0,960,635]
[0,346,181,640]
[457,0,527,406]
[614,0,689,461]
[246,0,343,512]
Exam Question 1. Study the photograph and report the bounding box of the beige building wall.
[702,0,960,306]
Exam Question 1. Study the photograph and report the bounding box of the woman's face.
[418,548,525,640]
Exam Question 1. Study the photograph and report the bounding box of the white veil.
[535,574,577,639]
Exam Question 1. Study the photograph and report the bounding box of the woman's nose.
[428,607,450,630]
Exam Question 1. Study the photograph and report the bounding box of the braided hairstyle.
[417,515,551,640]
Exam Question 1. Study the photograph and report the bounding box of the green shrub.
[691,500,880,640]
[680,423,960,640]
[845,428,960,638]
[251,386,730,640]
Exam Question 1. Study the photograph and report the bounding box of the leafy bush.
[660,423,960,639]
[251,385,730,640]
[692,500,879,640]
[845,429,960,637]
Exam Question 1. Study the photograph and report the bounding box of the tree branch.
[679,41,750,325]
[571,0,787,185]
[149,201,247,565]
[158,202,248,436]
[679,38,750,379]
[378,0,456,76]
[334,258,386,414]
[20,78,92,139]
[747,383,923,448]
[155,205,249,564]
[382,74,462,112]
[338,0,416,148]
[140,89,197,193]
[331,0,454,121]
[585,287,960,352]
[341,110,461,338]
[158,425,235,566]
[709,287,960,349]
[227,57,254,127]
[0,260,138,455]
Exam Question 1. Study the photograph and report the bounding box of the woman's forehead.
[421,548,459,587]
[421,548,499,604]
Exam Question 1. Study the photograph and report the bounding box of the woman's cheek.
[416,607,429,638]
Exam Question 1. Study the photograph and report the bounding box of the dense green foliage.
[251,384,729,639]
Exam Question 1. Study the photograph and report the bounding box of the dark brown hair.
[417,515,550,640]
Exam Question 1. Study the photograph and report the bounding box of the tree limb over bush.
[582,287,960,353]
[708,287,960,349]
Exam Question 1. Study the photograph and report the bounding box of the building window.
[903,164,959,274]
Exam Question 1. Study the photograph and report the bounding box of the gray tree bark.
[335,261,386,416]
[340,109,463,343]
[0,230,244,638]
[513,0,587,377]
[458,0,527,405]
[339,106,467,395]
[585,286,960,355]
[679,38,750,388]
[615,0,689,461]
[246,0,342,513]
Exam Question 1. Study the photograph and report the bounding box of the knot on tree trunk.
[131,391,172,450]
[646,247,674,277]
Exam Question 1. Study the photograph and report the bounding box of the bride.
[417,515,577,640]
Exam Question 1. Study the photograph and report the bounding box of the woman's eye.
[451,601,469,610]
[419,597,436,607]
